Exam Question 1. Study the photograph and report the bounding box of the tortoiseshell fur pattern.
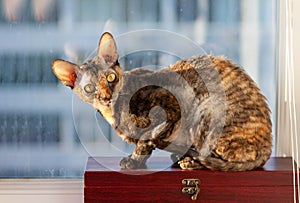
[52,32,272,171]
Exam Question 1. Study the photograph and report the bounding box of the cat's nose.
[99,79,111,100]
[103,94,111,100]
[99,90,111,100]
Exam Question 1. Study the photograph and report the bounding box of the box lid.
[85,157,296,187]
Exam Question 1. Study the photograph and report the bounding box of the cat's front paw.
[120,157,146,169]
[179,157,204,170]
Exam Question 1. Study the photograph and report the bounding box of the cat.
[52,32,272,171]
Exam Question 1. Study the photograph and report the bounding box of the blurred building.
[0,0,276,177]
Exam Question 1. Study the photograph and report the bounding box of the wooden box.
[84,157,298,202]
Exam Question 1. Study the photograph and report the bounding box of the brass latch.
[181,179,200,200]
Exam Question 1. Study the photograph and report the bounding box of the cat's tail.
[199,155,270,171]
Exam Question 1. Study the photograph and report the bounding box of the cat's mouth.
[93,99,114,125]
[99,100,111,107]
[99,99,111,107]
[94,95,112,107]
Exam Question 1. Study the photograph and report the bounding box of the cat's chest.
[94,103,114,125]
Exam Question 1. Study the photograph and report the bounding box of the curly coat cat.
[52,32,272,171]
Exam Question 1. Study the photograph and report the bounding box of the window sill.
[0,179,83,203]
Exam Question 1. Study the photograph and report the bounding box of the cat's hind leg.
[199,134,271,171]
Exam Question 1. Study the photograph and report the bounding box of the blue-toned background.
[0,0,277,177]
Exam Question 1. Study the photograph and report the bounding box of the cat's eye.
[84,84,95,93]
[107,73,116,83]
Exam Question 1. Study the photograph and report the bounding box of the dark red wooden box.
[84,157,298,202]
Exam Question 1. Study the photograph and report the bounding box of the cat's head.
[52,32,122,123]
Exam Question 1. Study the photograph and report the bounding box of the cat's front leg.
[120,140,154,169]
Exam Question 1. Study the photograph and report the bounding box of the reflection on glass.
[0,0,277,177]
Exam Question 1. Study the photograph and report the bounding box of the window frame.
[276,0,300,163]
[0,179,83,203]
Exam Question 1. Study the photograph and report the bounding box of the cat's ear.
[97,32,118,67]
[52,59,80,88]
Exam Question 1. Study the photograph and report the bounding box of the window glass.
[0,0,277,177]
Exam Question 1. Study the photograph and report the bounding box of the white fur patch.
[79,72,92,88]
